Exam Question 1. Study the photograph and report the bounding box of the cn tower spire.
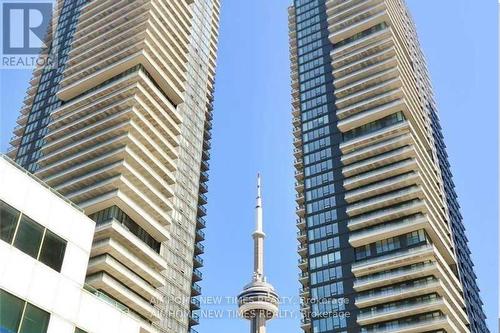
[238,174,279,333]
[253,174,265,280]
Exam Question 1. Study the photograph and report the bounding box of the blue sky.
[0,1,498,332]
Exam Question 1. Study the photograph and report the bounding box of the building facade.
[7,0,220,332]
[0,155,153,333]
[289,0,489,332]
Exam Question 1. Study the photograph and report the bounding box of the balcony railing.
[196,217,206,229]
[356,278,438,303]
[190,297,201,309]
[198,205,207,217]
[353,244,433,269]
[195,242,205,254]
[196,229,205,240]
[84,284,129,313]
[193,268,203,280]
[360,315,448,333]
[354,261,435,288]
[192,283,202,295]
[194,255,204,267]
[358,297,443,320]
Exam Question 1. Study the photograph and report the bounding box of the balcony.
[293,136,302,147]
[298,243,308,256]
[298,258,308,270]
[297,229,307,242]
[196,217,206,229]
[296,204,306,217]
[352,245,436,278]
[293,125,302,136]
[197,205,207,217]
[189,312,200,325]
[191,282,202,296]
[349,214,427,247]
[346,185,423,217]
[345,171,419,204]
[354,261,437,291]
[195,242,205,255]
[347,199,426,231]
[196,229,205,241]
[201,160,209,171]
[202,149,211,161]
[190,297,201,310]
[344,158,416,191]
[296,217,306,229]
[203,139,211,150]
[355,279,440,308]
[192,268,203,282]
[359,315,458,333]
[301,316,312,332]
[199,192,208,205]
[299,272,309,284]
[84,283,130,313]
[200,171,209,182]
[295,192,305,204]
[357,297,445,326]
[194,255,204,268]
[299,287,310,297]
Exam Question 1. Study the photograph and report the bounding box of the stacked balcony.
[326,0,469,332]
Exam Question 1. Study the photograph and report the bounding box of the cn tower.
[238,175,279,333]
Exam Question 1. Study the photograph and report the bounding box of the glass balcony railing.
[84,284,129,313]
[348,199,423,227]
[191,297,201,308]
[358,297,442,320]
[194,255,204,267]
[195,242,205,254]
[196,229,205,240]
[350,214,425,240]
[354,261,435,287]
[192,283,202,294]
[193,268,203,280]
[196,217,206,228]
[356,278,438,303]
[198,205,207,216]
[360,315,447,333]
[353,244,433,269]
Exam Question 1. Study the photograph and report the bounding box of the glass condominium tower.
[289,1,489,333]
[7,0,220,332]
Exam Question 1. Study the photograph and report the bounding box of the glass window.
[0,289,25,333]
[0,201,20,244]
[13,216,44,259]
[407,230,426,245]
[18,303,50,333]
[39,230,67,272]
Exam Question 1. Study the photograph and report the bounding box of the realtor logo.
[2,1,52,54]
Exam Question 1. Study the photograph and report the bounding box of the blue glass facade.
[292,0,359,331]
[15,0,88,173]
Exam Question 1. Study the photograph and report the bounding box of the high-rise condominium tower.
[289,1,488,332]
[7,0,220,332]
